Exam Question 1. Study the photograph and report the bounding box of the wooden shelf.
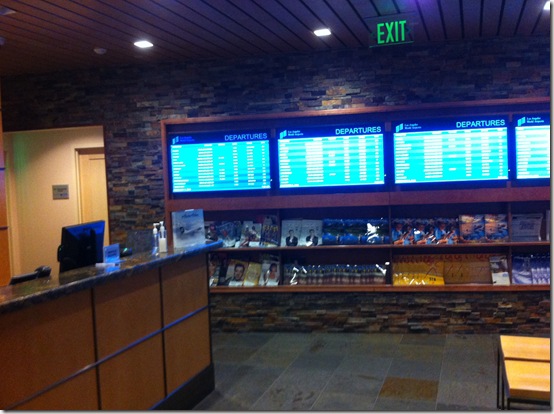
[166,186,550,212]
[215,241,550,253]
[210,284,551,294]
[163,101,551,295]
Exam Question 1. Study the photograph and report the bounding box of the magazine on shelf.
[299,219,322,246]
[392,218,414,245]
[511,213,543,242]
[224,259,249,286]
[238,220,262,247]
[485,214,509,242]
[243,261,262,287]
[458,215,483,243]
[208,252,226,287]
[259,254,281,286]
[281,219,302,247]
[259,214,280,247]
[215,220,242,247]
[489,255,510,285]
[172,209,205,249]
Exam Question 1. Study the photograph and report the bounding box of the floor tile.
[322,371,384,397]
[440,359,496,384]
[373,397,437,411]
[379,376,439,401]
[396,343,445,362]
[311,391,376,410]
[251,367,331,410]
[194,332,511,411]
[244,347,300,368]
[400,333,446,346]
[387,357,443,380]
[289,351,345,371]
[436,379,497,409]
[335,354,392,377]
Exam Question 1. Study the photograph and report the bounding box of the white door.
[78,148,110,246]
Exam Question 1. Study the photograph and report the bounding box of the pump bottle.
[158,221,168,253]
[152,223,159,255]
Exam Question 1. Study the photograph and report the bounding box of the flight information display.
[393,117,509,184]
[277,124,384,189]
[169,130,271,193]
[515,114,550,179]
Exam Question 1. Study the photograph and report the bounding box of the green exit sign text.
[367,14,415,48]
[376,20,408,45]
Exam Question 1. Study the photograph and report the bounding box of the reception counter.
[0,240,222,410]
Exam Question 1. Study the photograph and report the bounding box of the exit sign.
[367,14,415,47]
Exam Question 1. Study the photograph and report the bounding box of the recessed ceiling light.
[93,47,107,55]
[314,28,331,37]
[544,1,551,10]
[134,40,153,48]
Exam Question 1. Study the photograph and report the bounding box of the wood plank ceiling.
[0,0,550,77]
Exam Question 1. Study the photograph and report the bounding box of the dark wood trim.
[210,284,551,294]
[152,364,214,410]
[161,97,550,126]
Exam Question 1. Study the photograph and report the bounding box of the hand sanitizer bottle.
[152,223,159,255]
[158,221,168,253]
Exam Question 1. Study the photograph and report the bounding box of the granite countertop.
[0,241,223,315]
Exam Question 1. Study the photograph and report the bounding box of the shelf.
[167,186,550,212]
[214,241,550,253]
[210,284,551,294]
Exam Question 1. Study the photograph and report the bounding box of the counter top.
[0,241,223,315]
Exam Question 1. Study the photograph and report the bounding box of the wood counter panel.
[98,337,165,410]
[0,290,97,409]
[0,229,11,286]
[161,254,208,325]
[164,310,211,394]
[93,268,162,356]
[93,268,165,410]
[15,371,98,410]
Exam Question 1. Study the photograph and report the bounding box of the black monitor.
[57,220,105,273]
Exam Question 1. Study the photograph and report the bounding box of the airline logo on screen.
[396,119,506,133]
[517,116,547,127]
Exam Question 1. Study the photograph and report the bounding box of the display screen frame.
[513,113,551,183]
[276,123,387,193]
[392,116,510,188]
[167,128,273,197]
[57,220,105,273]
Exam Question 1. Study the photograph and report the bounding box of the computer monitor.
[57,220,105,273]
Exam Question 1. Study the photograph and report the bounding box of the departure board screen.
[393,117,509,184]
[277,124,385,189]
[169,130,271,193]
[515,114,550,179]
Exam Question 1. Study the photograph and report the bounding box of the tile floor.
[194,332,504,411]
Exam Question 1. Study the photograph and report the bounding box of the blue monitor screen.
[277,124,385,189]
[393,117,509,184]
[169,130,271,193]
[515,114,550,179]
